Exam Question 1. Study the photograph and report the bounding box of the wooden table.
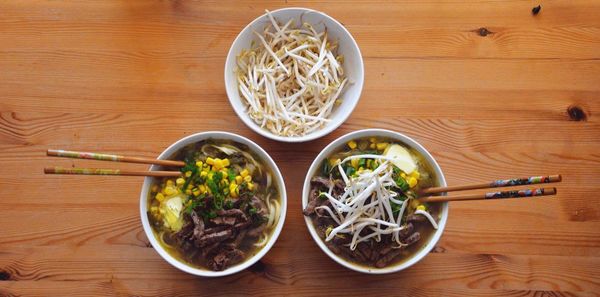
[1,1,599,296]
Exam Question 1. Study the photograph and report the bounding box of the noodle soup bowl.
[224,7,364,143]
[302,129,448,274]
[140,131,287,277]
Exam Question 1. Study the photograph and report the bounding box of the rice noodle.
[255,196,281,248]
[236,10,348,137]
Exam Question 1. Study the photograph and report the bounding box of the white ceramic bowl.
[140,131,287,277]
[224,7,364,142]
[302,129,449,274]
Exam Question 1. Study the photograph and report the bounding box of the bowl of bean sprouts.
[302,129,449,273]
[225,8,364,142]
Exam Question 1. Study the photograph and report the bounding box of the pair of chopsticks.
[418,175,561,203]
[45,149,561,203]
[44,149,184,177]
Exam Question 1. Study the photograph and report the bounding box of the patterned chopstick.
[47,149,185,167]
[421,175,562,194]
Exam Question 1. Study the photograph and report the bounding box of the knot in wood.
[567,105,587,121]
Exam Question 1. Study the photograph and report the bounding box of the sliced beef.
[175,221,195,242]
[210,216,237,226]
[315,199,332,216]
[333,179,345,195]
[333,245,364,262]
[200,241,221,258]
[250,196,268,216]
[191,212,205,239]
[217,208,247,219]
[349,246,367,263]
[203,225,230,234]
[231,229,248,246]
[332,234,351,245]
[357,242,373,260]
[375,249,403,268]
[210,248,245,271]
[303,188,320,216]
[326,242,341,254]
[406,214,426,223]
[398,223,414,240]
[316,216,337,227]
[378,245,393,257]
[195,229,232,247]
[247,223,266,237]
[233,220,251,230]
[311,176,333,189]
[403,232,421,246]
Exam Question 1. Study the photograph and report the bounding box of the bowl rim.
[139,131,287,277]
[301,128,449,274]
[224,7,364,143]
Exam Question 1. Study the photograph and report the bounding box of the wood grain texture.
[1,0,599,296]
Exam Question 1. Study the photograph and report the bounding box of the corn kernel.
[164,186,175,195]
[376,142,388,150]
[229,183,238,198]
[235,176,243,184]
[247,182,255,191]
[199,185,206,193]
[401,173,407,178]
[408,176,418,188]
[155,193,165,202]
[222,159,230,167]
[166,179,174,186]
[347,140,357,149]
[220,169,228,176]
[206,157,215,165]
[176,178,185,185]
[416,205,426,211]
[186,189,192,195]
[150,206,158,212]
[411,171,420,179]
[369,143,376,149]
[244,175,252,182]
[196,161,203,168]
[185,171,192,177]
[351,158,359,168]
[193,190,200,196]
[187,184,194,190]
[200,171,208,177]
[240,169,249,177]
[214,159,223,170]
[369,137,376,143]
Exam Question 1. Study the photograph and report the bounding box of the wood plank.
[1,56,599,92]
[1,281,596,297]
[0,112,598,152]
[1,0,600,60]
[0,246,598,292]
